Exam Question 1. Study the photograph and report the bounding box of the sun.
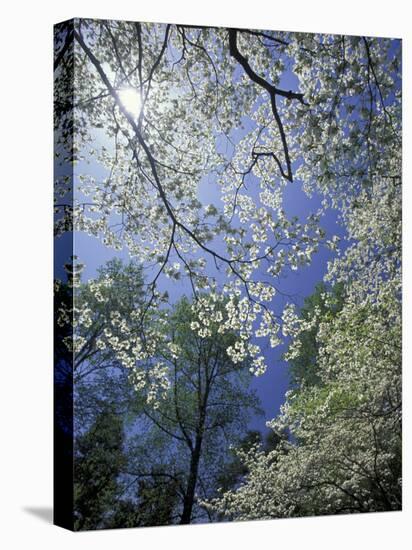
[118,87,142,118]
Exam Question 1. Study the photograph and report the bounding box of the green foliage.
[125,295,262,524]
[287,282,345,387]
[106,478,180,528]
[72,259,149,428]
[71,281,263,526]
[74,408,126,530]
[216,431,263,493]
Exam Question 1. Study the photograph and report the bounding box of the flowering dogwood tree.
[206,155,401,517]
[54,18,401,519]
[55,20,400,390]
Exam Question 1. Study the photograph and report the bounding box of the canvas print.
[54,18,402,530]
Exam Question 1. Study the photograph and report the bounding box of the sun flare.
[118,87,142,118]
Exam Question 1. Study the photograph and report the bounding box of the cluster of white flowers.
[88,277,112,302]
[62,335,87,354]
[282,303,323,361]
[186,292,280,376]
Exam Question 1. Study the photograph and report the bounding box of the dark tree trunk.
[180,436,203,524]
